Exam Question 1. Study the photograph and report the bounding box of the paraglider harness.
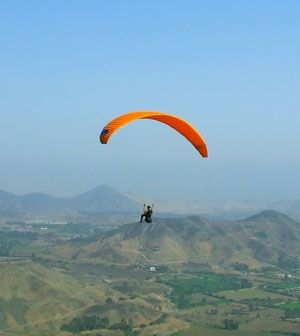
[140,204,153,223]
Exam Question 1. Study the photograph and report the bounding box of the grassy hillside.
[1,210,300,335]
[0,260,110,333]
[0,259,179,335]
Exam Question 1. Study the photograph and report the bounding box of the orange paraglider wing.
[99,111,208,157]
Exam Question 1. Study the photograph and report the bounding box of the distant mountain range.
[57,210,300,268]
[1,185,300,222]
[2,184,300,267]
[0,185,141,215]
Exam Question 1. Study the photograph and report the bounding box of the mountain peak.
[73,185,141,213]
[0,189,16,198]
[243,210,298,224]
[79,185,122,197]
[20,192,56,198]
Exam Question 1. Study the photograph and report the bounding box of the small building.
[150,266,156,272]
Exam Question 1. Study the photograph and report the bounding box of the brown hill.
[58,211,300,268]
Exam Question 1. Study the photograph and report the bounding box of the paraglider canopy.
[100,111,208,157]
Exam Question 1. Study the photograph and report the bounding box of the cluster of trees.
[278,255,299,271]
[0,240,11,256]
[30,253,69,269]
[240,278,252,288]
[222,318,239,330]
[241,297,282,309]
[206,308,218,315]
[168,274,252,309]
[61,315,110,333]
[149,313,168,325]
[60,315,138,335]
[0,231,37,257]
[283,308,300,320]
[109,318,137,336]
[0,231,37,240]
[0,231,38,257]
[229,262,250,272]
[154,265,169,273]
[176,292,189,309]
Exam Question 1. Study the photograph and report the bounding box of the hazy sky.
[1,1,300,201]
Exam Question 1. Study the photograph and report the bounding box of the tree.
[30,252,37,262]
[223,318,239,330]
[230,262,249,272]
[105,297,114,304]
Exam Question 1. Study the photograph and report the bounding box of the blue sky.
[1,1,300,201]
